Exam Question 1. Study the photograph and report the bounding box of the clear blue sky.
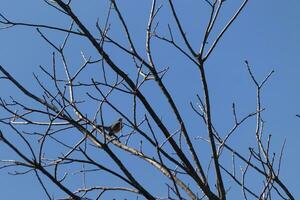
[0,0,299,199]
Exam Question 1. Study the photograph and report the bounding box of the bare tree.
[0,0,295,199]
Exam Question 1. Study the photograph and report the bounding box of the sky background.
[0,0,299,199]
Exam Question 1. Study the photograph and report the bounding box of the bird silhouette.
[97,118,123,136]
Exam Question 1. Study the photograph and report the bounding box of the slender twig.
[204,0,249,60]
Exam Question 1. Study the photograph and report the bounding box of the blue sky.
[0,0,299,199]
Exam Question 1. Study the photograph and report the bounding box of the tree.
[0,0,296,199]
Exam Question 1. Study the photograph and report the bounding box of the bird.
[97,118,123,136]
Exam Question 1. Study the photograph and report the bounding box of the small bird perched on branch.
[97,118,123,136]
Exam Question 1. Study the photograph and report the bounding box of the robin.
[97,118,123,136]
